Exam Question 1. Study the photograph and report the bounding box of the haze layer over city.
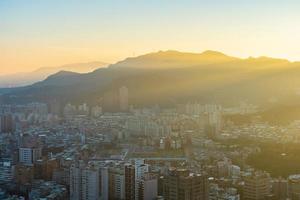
[1,1,300,200]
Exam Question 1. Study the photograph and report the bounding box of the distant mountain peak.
[246,56,290,64]
[42,70,80,83]
[151,50,229,57]
[112,50,238,69]
[200,50,228,57]
[0,61,108,88]
[50,70,79,77]
[33,61,108,73]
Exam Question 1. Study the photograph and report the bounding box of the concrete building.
[243,171,271,200]
[138,173,158,200]
[271,177,288,200]
[288,174,300,200]
[135,160,149,200]
[0,158,14,183]
[162,168,209,200]
[100,167,109,200]
[34,158,59,180]
[125,164,135,200]
[19,147,42,166]
[0,113,14,133]
[70,162,100,200]
[109,164,125,200]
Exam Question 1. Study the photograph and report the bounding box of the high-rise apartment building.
[288,174,300,200]
[125,164,135,200]
[272,177,288,200]
[134,160,149,200]
[70,162,100,200]
[0,158,14,183]
[0,113,14,133]
[162,168,209,200]
[100,167,109,200]
[138,173,158,200]
[19,147,42,166]
[109,164,125,200]
[243,171,271,200]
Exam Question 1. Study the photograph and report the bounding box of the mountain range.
[0,61,108,88]
[1,50,300,112]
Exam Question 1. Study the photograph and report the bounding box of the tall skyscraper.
[119,86,129,112]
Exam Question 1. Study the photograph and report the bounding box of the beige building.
[243,171,271,200]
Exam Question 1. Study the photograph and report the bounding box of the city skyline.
[2,1,300,199]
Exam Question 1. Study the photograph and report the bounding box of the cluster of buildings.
[1,98,300,200]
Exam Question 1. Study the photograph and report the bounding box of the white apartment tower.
[134,159,149,200]
[70,162,100,200]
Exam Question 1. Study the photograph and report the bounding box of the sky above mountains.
[1,0,300,75]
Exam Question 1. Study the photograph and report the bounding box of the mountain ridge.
[110,50,239,69]
[0,61,108,88]
[1,50,300,110]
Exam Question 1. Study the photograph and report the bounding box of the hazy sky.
[1,0,300,75]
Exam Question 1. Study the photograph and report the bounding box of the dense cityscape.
[2,1,300,200]
[1,86,300,200]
